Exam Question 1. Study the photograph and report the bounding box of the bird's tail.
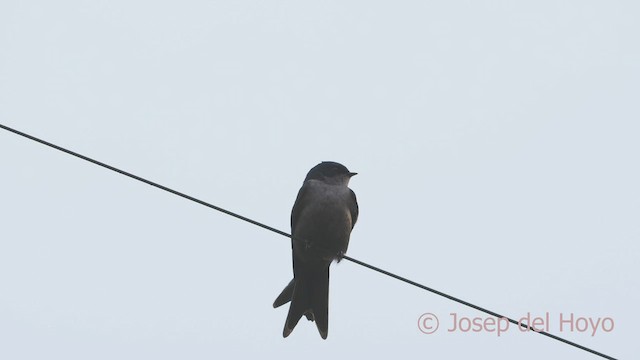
[273,279,295,309]
[274,266,329,339]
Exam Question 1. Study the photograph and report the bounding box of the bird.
[273,161,359,339]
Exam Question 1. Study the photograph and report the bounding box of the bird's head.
[304,161,357,186]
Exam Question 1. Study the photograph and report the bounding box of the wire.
[344,255,615,359]
[0,124,289,238]
[0,123,617,360]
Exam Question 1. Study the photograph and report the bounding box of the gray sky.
[1,1,637,359]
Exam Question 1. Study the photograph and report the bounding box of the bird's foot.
[304,311,315,321]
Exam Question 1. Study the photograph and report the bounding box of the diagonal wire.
[0,124,289,238]
[343,255,616,359]
[0,123,617,360]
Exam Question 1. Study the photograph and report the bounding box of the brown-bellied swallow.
[273,161,359,339]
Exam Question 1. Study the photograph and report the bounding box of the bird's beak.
[349,172,358,177]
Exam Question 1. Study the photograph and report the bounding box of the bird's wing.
[349,189,359,229]
[290,182,309,231]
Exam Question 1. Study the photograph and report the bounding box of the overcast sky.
[1,1,637,359]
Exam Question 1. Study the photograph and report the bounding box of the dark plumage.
[273,162,359,339]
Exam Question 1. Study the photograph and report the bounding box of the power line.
[344,255,615,359]
[0,123,617,360]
